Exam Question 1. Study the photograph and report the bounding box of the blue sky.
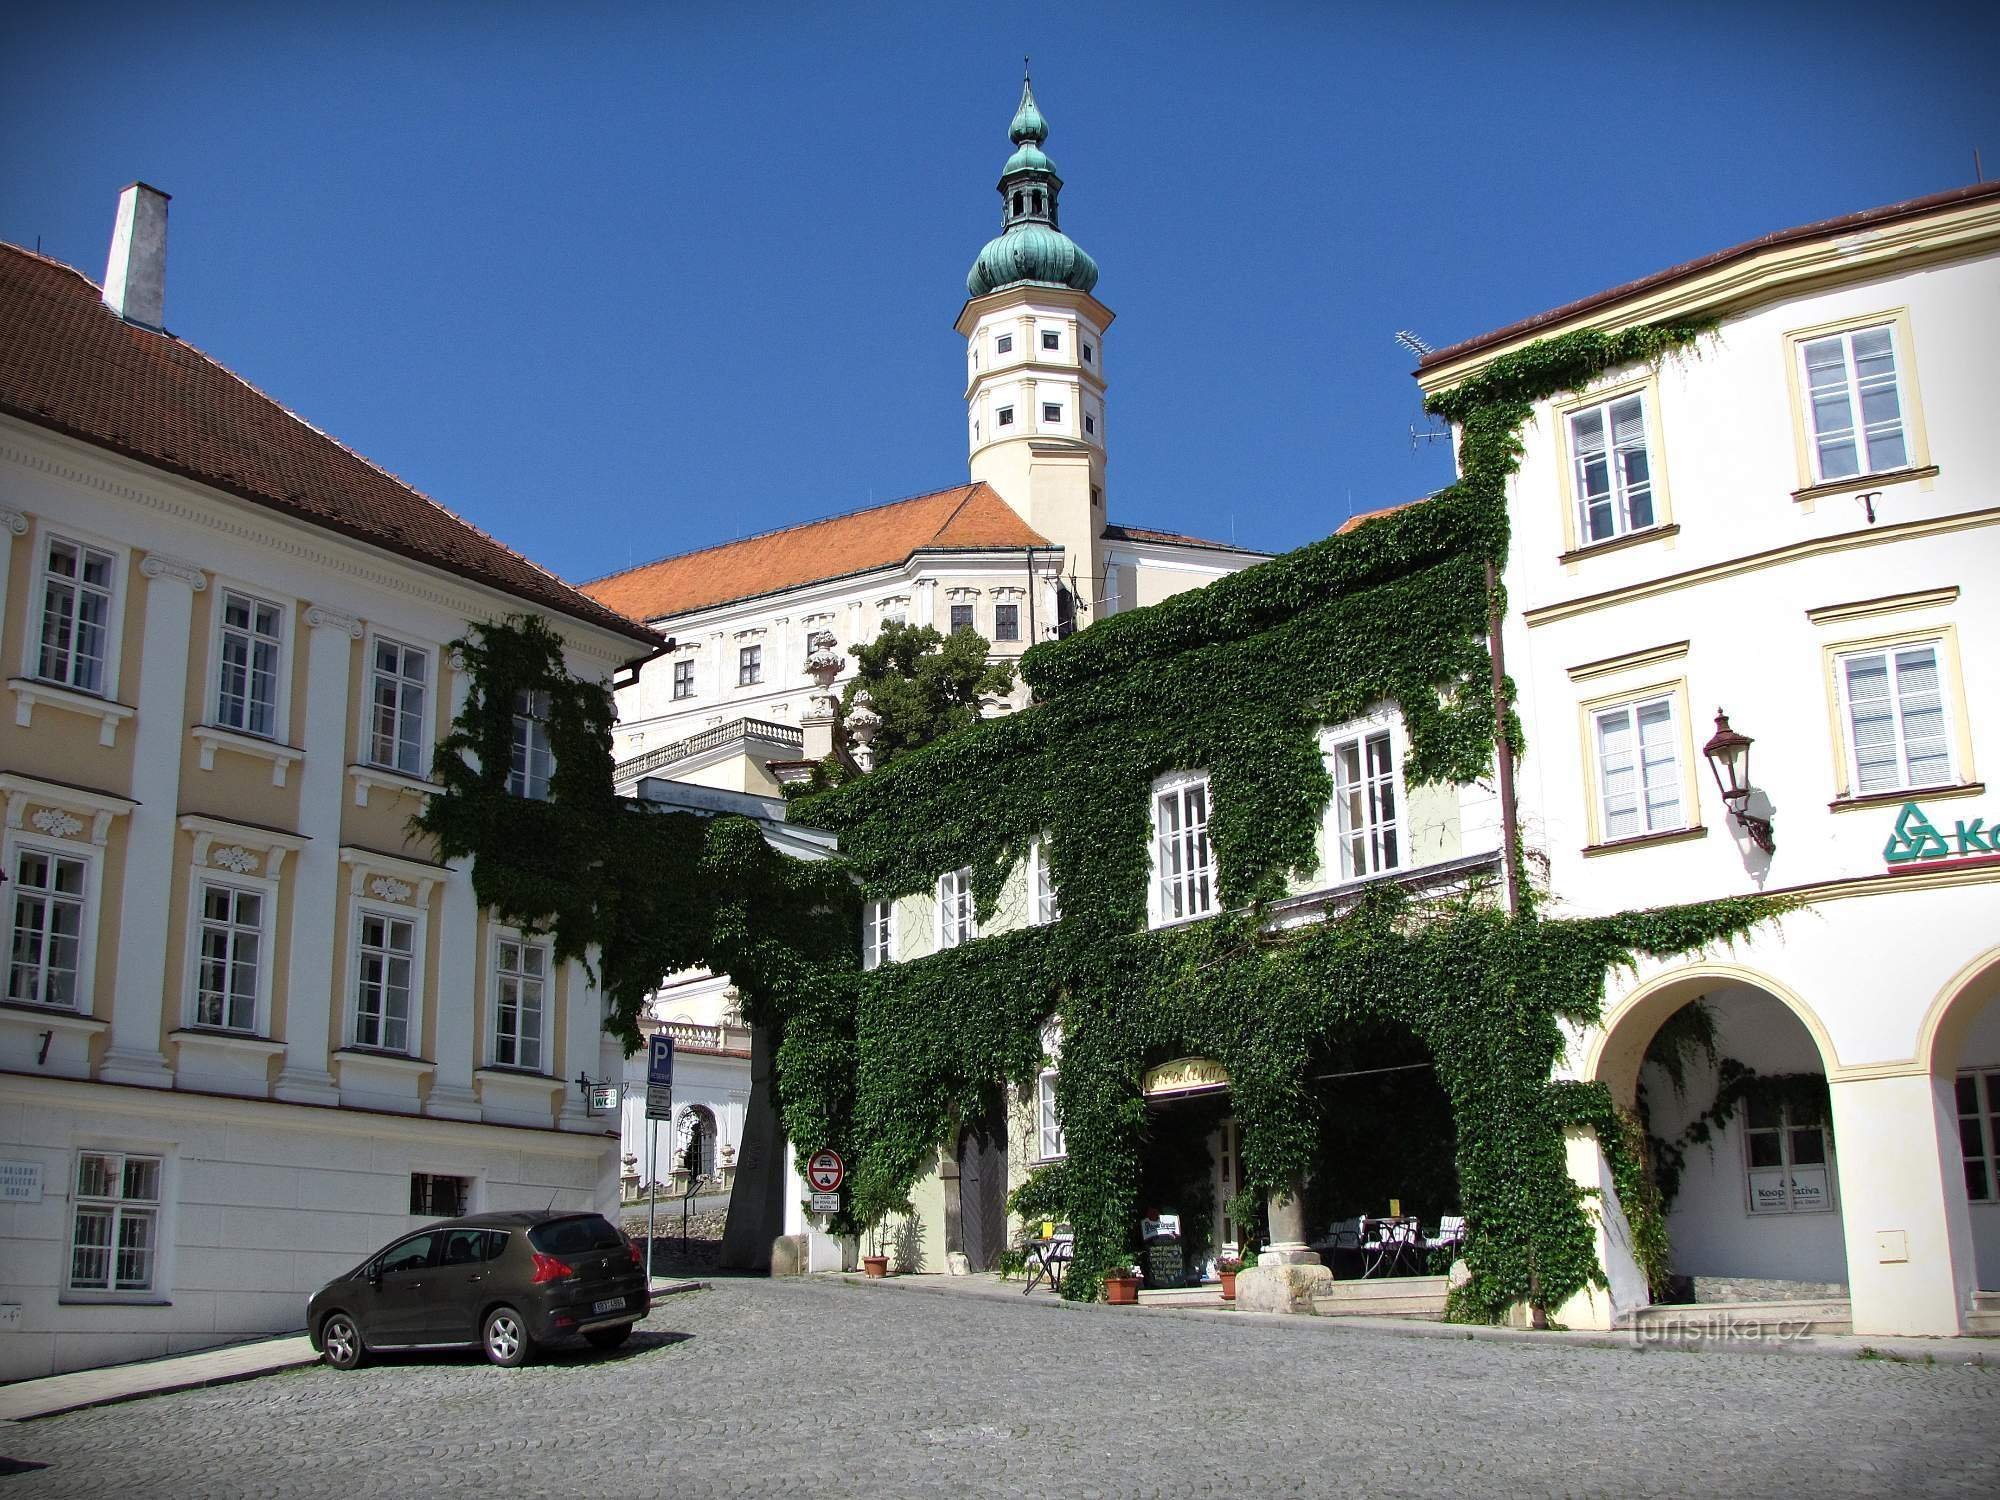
[4,2,1995,583]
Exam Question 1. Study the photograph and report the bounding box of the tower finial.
[1009,67,1048,146]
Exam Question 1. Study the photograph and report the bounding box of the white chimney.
[102,182,170,328]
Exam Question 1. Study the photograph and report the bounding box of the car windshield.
[528,1214,624,1255]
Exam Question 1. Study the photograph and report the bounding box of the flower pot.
[1104,1273,1139,1305]
[862,1255,890,1278]
[1219,1269,1238,1301]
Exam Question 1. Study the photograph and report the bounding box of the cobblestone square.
[4,1278,1996,1498]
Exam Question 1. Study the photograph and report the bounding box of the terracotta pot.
[862,1255,890,1278]
[1104,1273,1139,1305]
[1219,1269,1238,1301]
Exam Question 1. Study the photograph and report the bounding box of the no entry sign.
[806,1149,845,1193]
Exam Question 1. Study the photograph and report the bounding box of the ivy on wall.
[420,320,1773,1320]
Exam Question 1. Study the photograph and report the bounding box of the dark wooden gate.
[956,1110,1009,1272]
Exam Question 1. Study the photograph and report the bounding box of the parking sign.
[646,1035,675,1121]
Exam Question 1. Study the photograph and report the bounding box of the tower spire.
[966,70,1098,296]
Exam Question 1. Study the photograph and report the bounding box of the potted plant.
[1216,1252,1244,1301]
[1104,1263,1141,1305]
[861,1219,890,1278]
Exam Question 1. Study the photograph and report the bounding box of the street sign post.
[809,1191,841,1216]
[645,1037,676,1281]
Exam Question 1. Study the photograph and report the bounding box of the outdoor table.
[1358,1216,1423,1279]
[1023,1235,1071,1294]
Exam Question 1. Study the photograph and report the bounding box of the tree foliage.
[841,620,1016,771]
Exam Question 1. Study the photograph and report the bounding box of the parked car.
[307,1210,650,1369]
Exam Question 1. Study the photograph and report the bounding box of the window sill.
[1829,782,1982,813]
[0,999,106,1032]
[169,1028,286,1057]
[1148,911,1220,932]
[59,1295,171,1307]
[1792,464,1938,505]
[191,724,305,786]
[348,762,440,808]
[333,1047,435,1076]
[1558,524,1680,567]
[476,1064,556,1081]
[1581,825,1708,857]
[9,677,136,747]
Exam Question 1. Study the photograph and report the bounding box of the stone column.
[274,604,360,1105]
[100,552,206,1087]
[1236,1174,1333,1314]
[427,653,481,1121]
[1830,1071,1975,1336]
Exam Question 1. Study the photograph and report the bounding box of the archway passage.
[1303,1021,1460,1281]
[1923,948,2000,1297]
[1621,985,1851,1303]
[681,1104,718,1181]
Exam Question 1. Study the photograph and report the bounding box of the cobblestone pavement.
[3,1277,1996,1498]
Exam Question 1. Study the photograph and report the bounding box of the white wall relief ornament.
[369,876,414,903]
[211,845,260,874]
[29,808,84,838]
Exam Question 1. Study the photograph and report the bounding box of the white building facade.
[1417,179,2000,1336]
[0,189,656,1378]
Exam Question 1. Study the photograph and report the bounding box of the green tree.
[842,620,1015,772]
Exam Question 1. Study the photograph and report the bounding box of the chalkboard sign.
[1144,1239,1183,1287]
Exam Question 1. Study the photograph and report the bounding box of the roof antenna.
[1977,147,1986,184]
[1394,329,1435,357]
[547,1185,559,1212]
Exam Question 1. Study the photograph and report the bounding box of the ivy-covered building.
[1416,179,2000,1337]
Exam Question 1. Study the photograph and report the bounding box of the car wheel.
[320,1312,366,1371]
[584,1323,632,1351]
[482,1306,534,1367]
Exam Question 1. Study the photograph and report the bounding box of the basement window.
[411,1172,471,1217]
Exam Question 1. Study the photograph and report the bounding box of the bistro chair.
[1424,1215,1467,1254]
[1024,1224,1073,1295]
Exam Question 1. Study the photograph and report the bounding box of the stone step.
[1135,1285,1229,1307]
[1688,1275,1848,1304]
[1313,1275,1451,1319]
[1972,1289,2000,1314]
[1630,1297,1852,1336]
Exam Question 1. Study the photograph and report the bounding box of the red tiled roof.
[1101,521,1265,555]
[581,482,1050,621]
[1336,500,1420,535]
[0,243,656,648]
[1418,180,2000,373]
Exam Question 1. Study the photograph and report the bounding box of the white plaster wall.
[1638,988,1850,1286]
[0,1076,608,1381]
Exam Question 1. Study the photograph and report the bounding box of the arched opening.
[679,1104,717,1182]
[1032,189,1044,215]
[1921,946,2000,1294]
[1012,191,1024,215]
[1598,975,1851,1304]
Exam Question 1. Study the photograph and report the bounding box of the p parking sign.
[646,1035,675,1121]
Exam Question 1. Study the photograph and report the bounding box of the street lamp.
[1701,709,1775,854]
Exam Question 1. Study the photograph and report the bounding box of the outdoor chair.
[1024,1226,1073,1295]
[1424,1215,1467,1253]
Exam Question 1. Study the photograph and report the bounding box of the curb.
[827,1273,1997,1364]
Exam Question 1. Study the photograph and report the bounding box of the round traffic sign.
[806,1149,845,1193]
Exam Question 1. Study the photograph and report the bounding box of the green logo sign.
[1884,802,1993,864]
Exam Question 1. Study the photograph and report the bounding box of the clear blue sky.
[5,2,1995,582]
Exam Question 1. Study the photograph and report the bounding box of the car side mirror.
[366,1267,381,1286]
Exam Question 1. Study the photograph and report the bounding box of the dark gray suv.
[307,1210,649,1368]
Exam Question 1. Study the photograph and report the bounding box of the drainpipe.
[1025,547,1037,644]
[1485,559,1522,920]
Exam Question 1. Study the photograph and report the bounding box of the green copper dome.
[966,71,1100,298]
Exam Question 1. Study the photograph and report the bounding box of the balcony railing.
[651,1019,753,1056]
[614,717,804,785]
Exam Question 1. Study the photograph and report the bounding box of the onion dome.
[966,71,1100,297]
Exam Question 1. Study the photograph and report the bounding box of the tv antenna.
[1394,329,1435,358]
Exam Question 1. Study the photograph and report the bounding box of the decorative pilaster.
[274,602,362,1105]
[558,954,607,1131]
[100,551,206,1087]
[428,655,482,1121]
[0,506,26,632]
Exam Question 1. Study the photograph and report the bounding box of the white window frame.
[1743,1098,1836,1216]
[4,831,101,1013]
[1037,1018,1065,1161]
[995,333,1014,356]
[1957,1069,2000,1205]
[738,645,762,686]
[506,688,555,800]
[1564,392,1659,547]
[1040,328,1061,352]
[996,405,1015,427]
[1582,686,1693,845]
[489,930,551,1073]
[1797,322,1913,483]
[861,898,897,971]
[1322,718,1402,882]
[66,1148,166,1299]
[936,867,974,949]
[26,524,128,699]
[1149,771,1217,928]
[347,901,419,1054]
[1831,635,1957,798]
[186,874,271,1035]
[1028,838,1060,926]
[207,583,292,741]
[363,632,433,777]
[672,658,696,700]
[1041,402,1064,426]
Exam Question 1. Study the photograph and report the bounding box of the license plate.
[592,1297,626,1315]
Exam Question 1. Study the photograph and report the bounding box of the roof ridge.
[579,481,984,586]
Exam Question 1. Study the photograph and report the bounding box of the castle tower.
[958,70,1114,632]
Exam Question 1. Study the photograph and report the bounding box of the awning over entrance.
[1142,1057,1230,1099]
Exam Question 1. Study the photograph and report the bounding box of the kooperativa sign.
[1883,802,1999,865]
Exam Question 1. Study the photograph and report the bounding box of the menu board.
[1145,1240,1184,1286]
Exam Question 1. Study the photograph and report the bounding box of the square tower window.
[1085,414,1096,437]
[995,334,1013,355]
[997,407,1014,427]
[1082,342,1094,364]
[1042,403,1062,424]
[1041,330,1060,351]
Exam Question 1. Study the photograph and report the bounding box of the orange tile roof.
[0,243,656,648]
[1336,500,1421,535]
[581,482,1051,621]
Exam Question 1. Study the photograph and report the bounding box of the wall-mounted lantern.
[1702,709,1775,854]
